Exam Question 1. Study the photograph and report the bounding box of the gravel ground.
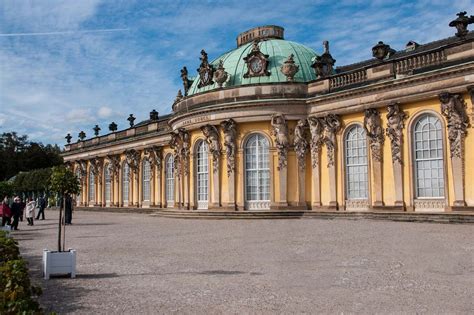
[12,211,474,314]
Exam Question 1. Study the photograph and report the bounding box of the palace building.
[63,12,474,214]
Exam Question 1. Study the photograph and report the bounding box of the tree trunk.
[62,195,66,251]
[58,195,63,252]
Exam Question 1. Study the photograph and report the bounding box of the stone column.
[308,117,323,209]
[237,149,244,210]
[221,119,237,210]
[364,109,384,208]
[211,156,220,208]
[386,103,407,208]
[294,119,309,209]
[323,114,341,209]
[440,92,469,208]
[271,114,289,209]
[138,162,143,207]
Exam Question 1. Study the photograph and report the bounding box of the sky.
[1,0,473,146]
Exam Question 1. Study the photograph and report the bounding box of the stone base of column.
[371,205,405,211]
[373,200,385,207]
[453,200,467,207]
[222,203,237,211]
[293,201,308,210]
[311,202,322,210]
[270,202,289,210]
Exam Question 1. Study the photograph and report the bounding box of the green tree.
[49,166,80,252]
[0,181,13,199]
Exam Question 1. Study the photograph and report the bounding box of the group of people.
[1,195,47,230]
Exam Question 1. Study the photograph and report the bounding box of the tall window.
[105,165,111,205]
[165,154,174,206]
[142,160,151,202]
[345,125,368,200]
[75,169,81,204]
[413,114,445,198]
[245,134,270,209]
[123,163,130,203]
[196,141,209,209]
[89,169,95,202]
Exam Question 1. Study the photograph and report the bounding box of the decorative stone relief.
[169,132,182,176]
[79,160,87,180]
[150,146,163,171]
[386,103,408,165]
[294,119,308,170]
[271,114,289,171]
[197,50,214,88]
[364,108,384,162]
[311,41,336,78]
[201,124,221,174]
[178,128,191,175]
[449,11,474,38]
[280,54,299,82]
[220,118,237,177]
[89,157,103,176]
[125,149,140,175]
[243,40,270,78]
[213,60,229,88]
[308,116,324,169]
[439,92,469,158]
[107,155,121,181]
[322,114,341,167]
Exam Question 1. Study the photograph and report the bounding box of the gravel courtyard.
[13,211,474,314]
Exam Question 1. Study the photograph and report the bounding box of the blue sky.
[1,0,473,145]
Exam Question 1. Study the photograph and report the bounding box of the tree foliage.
[0,132,63,181]
[49,166,80,196]
[12,168,52,195]
[0,182,14,198]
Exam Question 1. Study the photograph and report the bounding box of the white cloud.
[98,106,113,118]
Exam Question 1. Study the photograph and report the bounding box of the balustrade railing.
[330,69,367,90]
[395,50,446,74]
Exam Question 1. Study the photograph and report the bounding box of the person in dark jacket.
[1,196,12,226]
[10,197,22,230]
[64,194,73,225]
[35,195,46,220]
[19,198,25,222]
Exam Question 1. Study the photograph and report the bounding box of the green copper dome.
[187,39,318,96]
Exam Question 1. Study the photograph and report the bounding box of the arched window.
[245,134,270,210]
[104,165,111,206]
[89,169,95,203]
[142,160,151,202]
[196,141,209,209]
[413,114,445,198]
[123,163,130,204]
[345,125,368,200]
[75,168,81,204]
[165,154,174,207]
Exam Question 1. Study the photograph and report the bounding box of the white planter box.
[43,249,76,280]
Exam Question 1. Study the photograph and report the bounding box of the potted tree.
[42,166,80,279]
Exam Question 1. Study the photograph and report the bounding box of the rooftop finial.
[323,40,329,54]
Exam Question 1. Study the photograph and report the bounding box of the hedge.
[0,230,43,314]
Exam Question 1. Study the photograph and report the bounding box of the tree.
[0,132,63,181]
[49,166,80,252]
[0,181,13,199]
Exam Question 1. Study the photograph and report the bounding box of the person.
[10,197,22,230]
[1,196,12,227]
[35,195,46,220]
[65,194,73,225]
[25,198,36,226]
[19,198,26,222]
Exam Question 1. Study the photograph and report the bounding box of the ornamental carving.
[107,155,121,181]
[243,40,270,78]
[311,41,336,78]
[271,114,289,171]
[125,149,140,175]
[307,116,324,169]
[201,124,221,174]
[322,114,341,167]
[197,50,214,88]
[364,108,385,162]
[213,60,229,88]
[449,11,474,38]
[220,119,237,177]
[386,103,408,165]
[439,92,469,158]
[150,146,163,171]
[170,132,182,176]
[372,41,396,60]
[294,119,308,171]
[180,66,193,95]
[178,128,191,175]
[280,54,299,82]
[79,160,87,179]
[89,157,103,176]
